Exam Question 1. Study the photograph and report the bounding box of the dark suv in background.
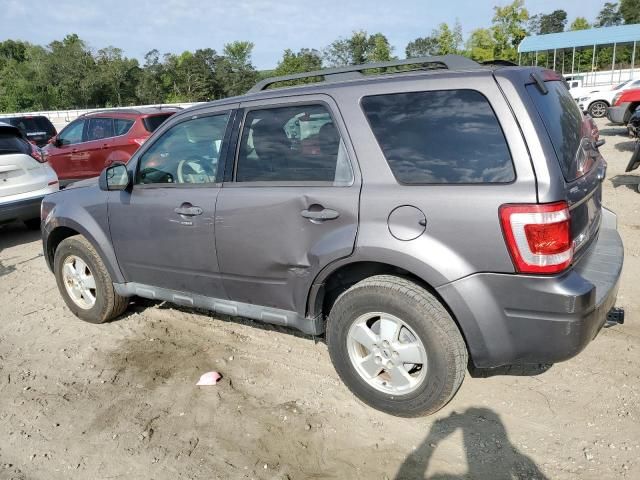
[44,107,179,186]
[0,115,57,147]
[41,56,624,417]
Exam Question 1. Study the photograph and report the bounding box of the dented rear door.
[214,94,360,315]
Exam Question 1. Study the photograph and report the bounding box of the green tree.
[538,10,568,34]
[596,2,623,26]
[491,0,529,61]
[325,31,393,66]
[273,48,322,75]
[620,0,640,24]
[215,41,259,97]
[406,20,463,58]
[466,28,496,61]
[570,17,591,30]
[95,46,140,106]
[137,49,168,104]
[405,36,439,58]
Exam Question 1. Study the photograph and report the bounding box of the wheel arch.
[45,218,124,283]
[307,257,474,362]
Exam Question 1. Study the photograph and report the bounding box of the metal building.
[518,24,640,86]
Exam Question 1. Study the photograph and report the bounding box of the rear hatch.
[0,133,48,197]
[6,116,57,147]
[526,75,604,261]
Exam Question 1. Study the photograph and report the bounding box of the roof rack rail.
[249,55,480,93]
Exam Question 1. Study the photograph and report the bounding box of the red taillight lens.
[30,144,46,163]
[499,202,572,274]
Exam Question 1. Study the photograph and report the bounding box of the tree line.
[1,0,639,113]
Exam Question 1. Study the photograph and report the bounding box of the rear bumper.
[438,208,624,368]
[0,195,43,223]
[607,103,630,124]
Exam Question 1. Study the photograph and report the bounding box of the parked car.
[42,56,624,417]
[606,87,640,124]
[0,122,58,229]
[577,79,640,118]
[44,107,179,186]
[0,115,57,147]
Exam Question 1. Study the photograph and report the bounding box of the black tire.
[54,235,128,324]
[23,218,41,230]
[588,100,608,118]
[326,275,468,417]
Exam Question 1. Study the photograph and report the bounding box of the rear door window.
[114,119,134,136]
[526,80,585,181]
[361,90,514,184]
[235,104,353,184]
[87,118,115,141]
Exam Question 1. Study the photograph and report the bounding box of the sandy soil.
[0,117,639,480]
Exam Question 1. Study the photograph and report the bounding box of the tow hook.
[606,307,625,326]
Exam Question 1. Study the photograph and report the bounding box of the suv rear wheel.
[54,236,128,323]
[326,275,468,417]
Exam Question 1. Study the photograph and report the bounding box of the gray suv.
[42,56,624,417]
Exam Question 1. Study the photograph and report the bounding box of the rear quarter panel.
[321,71,537,287]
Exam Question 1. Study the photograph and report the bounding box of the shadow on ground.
[614,140,636,153]
[598,126,628,136]
[394,407,548,480]
[0,223,42,278]
[610,174,640,192]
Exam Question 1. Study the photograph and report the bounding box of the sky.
[1,0,605,70]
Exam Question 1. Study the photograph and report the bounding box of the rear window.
[0,133,29,155]
[526,80,584,181]
[143,114,173,132]
[361,90,515,184]
[6,116,55,135]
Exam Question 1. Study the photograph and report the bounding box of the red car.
[606,88,640,125]
[44,107,179,186]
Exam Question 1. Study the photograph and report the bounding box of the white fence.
[575,67,640,87]
[0,102,205,130]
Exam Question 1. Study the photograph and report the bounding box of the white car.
[0,122,59,229]
[578,79,640,118]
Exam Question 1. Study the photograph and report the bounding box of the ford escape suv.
[41,56,624,417]
[44,107,178,186]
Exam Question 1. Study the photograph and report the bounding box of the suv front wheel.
[54,235,128,323]
[327,275,468,417]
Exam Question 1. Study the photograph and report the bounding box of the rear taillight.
[612,92,623,106]
[499,202,572,274]
[29,144,46,163]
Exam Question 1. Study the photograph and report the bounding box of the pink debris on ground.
[196,371,222,386]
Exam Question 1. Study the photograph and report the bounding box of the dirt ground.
[1,117,639,480]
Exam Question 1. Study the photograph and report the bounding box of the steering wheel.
[177,157,214,184]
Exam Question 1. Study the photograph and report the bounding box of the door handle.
[174,205,203,216]
[301,207,340,221]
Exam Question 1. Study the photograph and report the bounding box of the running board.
[113,282,324,336]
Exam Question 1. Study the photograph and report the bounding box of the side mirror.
[99,162,131,191]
